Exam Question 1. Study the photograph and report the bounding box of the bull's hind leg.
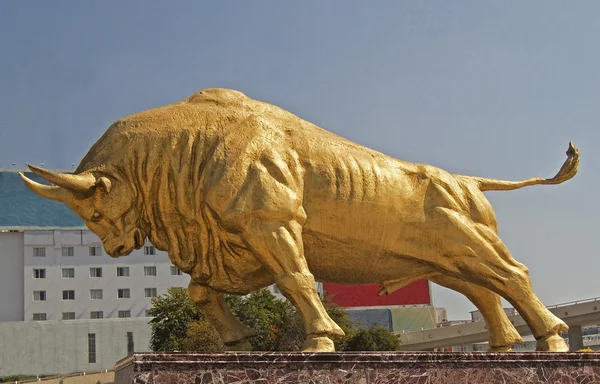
[407,208,568,351]
[242,217,344,352]
[188,281,257,351]
[430,274,523,351]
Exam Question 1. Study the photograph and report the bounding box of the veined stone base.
[114,351,600,384]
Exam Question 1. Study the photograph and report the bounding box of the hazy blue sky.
[1,1,598,320]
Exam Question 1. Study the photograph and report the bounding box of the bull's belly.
[302,196,423,258]
[302,230,426,285]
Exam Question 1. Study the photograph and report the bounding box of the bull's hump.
[108,88,249,131]
[186,88,248,105]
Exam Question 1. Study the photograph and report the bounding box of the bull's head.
[20,165,145,258]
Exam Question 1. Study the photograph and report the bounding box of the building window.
[62,312,76,320]
[33,290,46,301]
[144,245,156,255]
[89,267,102,278]
[273,285,281,294]
[33,268,46,279]
[62,246,74,257]
[118,289,130,299]
[32,313,47,321]
[62,268,75,279]
[170,266,183,276]
[90,289,103,300]
[88,333,96,363]
[33,247,45,257]
[89,246,102,256]
[127,332,134,356]
[117,267,130,277]
[144,288,157,298]
[145,310,153,317]
[62,290,75,300]
[143,266,157,276]
[90,311,103,319]
[118,310,131,318]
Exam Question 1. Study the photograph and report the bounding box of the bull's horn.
[19,173,70,202]
[27,164,96,193]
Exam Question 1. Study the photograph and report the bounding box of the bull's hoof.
[302,336,335,352]
[536,334,569,352]
[488,345,513,352]
[224,339,253,352]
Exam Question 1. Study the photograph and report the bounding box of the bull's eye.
[91,211,102,222]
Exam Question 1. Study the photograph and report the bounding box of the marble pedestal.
[113,351,600,384]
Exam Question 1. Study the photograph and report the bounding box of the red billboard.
[322,279,431,308]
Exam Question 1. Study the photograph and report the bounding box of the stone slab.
[114,351,600,384]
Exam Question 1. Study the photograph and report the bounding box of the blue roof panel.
[347,308,393,330]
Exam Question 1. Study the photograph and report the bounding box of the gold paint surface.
[21,88,580,352]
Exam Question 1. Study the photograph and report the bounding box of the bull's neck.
[127,131,210,259]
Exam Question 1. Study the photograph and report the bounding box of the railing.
[583,334,600,343]
[6,369,113,383]
[394,296,600,336]
[546,296,600,309]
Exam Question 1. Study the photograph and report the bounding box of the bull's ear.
[95,177,112,194]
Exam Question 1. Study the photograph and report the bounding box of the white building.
[0,318,152,377]
[1,228,191,322]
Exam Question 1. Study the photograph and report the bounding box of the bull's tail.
[460,142,580,192]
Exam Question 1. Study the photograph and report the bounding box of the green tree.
[148,287,203,351]
[0,376,21,383]
[148,287,401,352]
[231,289,303,351]
[345,327,402,351]
[178,320,225,353]
[148,287,302,352]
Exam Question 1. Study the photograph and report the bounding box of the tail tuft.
[553,141,580,184]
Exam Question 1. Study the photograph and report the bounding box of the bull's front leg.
[242,216,345,352]
[188,280,257,351]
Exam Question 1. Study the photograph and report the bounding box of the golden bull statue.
[20,88,579,352]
